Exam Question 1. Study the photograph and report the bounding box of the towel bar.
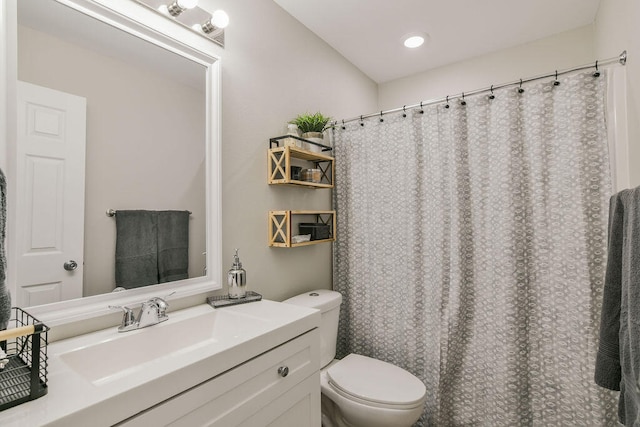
[106,209,192,217]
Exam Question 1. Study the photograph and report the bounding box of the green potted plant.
[289,112,332,152]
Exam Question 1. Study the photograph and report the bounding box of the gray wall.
[199,0,378,301]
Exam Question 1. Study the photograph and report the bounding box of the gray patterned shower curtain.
[332,71,619,426]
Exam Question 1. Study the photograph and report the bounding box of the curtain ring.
[488,85,495,100]
[402,105,407,118]
[419,101,424,114]
[445,96,450,109]
[379,111,384,122]
[341,119,346,130]
[460,92,466,106]
[554,70,560,86]
[360,115,364,127]
[518,79,525,94]
[593,60,601,77]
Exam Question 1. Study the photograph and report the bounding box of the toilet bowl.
[284,290,426,427]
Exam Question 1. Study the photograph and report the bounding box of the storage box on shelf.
[268,136,334,189]
[268,210,336,248]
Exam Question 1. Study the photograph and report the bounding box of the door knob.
[64,260,78,271]
[277,366,289,377]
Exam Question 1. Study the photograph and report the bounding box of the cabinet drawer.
[118,329,320,427]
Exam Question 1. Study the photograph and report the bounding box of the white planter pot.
[302,132,324,152]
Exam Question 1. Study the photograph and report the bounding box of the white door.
[15,81,86,306]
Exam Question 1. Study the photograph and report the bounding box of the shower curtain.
[332,71,619,426]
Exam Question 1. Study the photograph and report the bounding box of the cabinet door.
[117,329,320,427]
[239,374,320,427]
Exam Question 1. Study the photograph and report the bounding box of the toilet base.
[320,393,338,427]
[322,393,363,427]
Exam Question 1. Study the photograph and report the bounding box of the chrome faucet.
[109,297,170,332]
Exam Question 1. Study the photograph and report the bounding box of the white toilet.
[284,289,426,427]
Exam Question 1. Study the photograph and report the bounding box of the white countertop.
[0,300,320,427]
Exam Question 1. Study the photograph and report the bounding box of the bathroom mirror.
[1,0,222,323]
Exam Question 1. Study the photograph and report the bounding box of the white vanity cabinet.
[117,329,321,427]
[0,302,321,427]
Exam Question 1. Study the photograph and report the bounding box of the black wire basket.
[0,307,49,412]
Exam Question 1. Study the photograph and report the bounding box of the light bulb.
[167,0,198,16]
[177,0,198,9]
[211,10,229,29]
[404,35,424,48]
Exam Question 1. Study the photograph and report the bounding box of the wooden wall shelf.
[268,145,334,188]
[268,210,336,248]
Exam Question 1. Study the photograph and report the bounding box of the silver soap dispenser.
[227,249,247,299]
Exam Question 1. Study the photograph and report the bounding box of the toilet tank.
[283,290,342,368]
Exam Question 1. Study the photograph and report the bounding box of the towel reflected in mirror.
[114,210,189,289]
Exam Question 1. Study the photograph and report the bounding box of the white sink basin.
[59,306,274,385]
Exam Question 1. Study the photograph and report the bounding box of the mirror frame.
[0,0,222,328]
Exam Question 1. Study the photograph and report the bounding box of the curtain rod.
[333,50,627,126]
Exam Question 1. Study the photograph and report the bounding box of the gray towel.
[595,187,640,425]
[0,168,11,331]
[115,210,158,289]
[114,210,190,288]
[595,193,624,390]
[157,210,189,283]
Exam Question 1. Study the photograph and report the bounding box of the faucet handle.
[148,297,169,317]
[152,291,175,317]
[137,297,170,328]
[109,305,136,329]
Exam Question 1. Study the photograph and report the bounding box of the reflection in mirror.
[15,0,207,305]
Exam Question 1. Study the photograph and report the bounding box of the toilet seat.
[326,354,426,410]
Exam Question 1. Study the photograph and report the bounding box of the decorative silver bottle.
[227,249,246,299]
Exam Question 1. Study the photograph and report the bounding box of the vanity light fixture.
[134,0,228,47]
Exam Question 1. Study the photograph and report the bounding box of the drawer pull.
[277,366,289,377]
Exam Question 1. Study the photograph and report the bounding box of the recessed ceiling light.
[404,36,424,48]
[402,32,429,49]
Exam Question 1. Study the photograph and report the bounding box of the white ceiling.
[273,0,602,84]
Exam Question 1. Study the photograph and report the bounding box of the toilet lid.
[326,354,426,407]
